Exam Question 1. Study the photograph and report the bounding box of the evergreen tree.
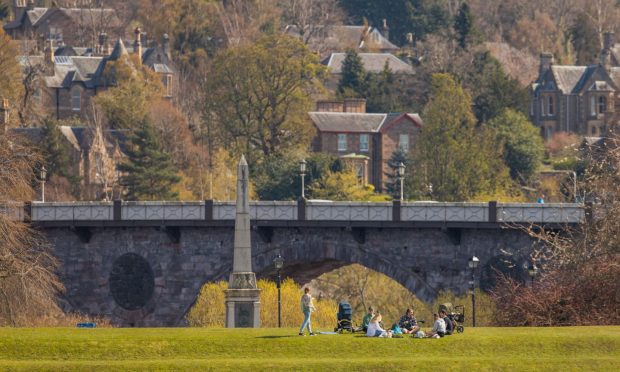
[118,119,181,200]
[454,2,474,49]
[366,61,400,113]
[338,49,367,97]
[40,118,81,191]
[385,148,410,199]
[570,12,601,65]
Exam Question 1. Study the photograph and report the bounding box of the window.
[49,27,63,41]
[540,99,546,116]
[598,96,607,113]
[547,96,554,116]
[163,74,173,97]
[590,96,597,116]
[71,88,81,111]
[359,134,369,152]
[32,87,41,104]
[337,134,347,151]
[399,134,409,152]
[591,126,597,135]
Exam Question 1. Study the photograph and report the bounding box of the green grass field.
[0,327,618,371]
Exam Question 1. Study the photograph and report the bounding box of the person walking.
[299,287,316,336]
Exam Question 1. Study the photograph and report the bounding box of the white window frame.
[399,134,409,152]
[540,99,546,116]
[164,74,173,97]
[359,134,369,152]
[590,95,597,116]
[71,88,81,111]
[337,134,347,151]
[547,96,554,116]
[598,96,606,114]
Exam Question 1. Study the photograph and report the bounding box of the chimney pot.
[539,52,554,74]
[604,31,615,51]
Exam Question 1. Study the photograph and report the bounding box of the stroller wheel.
[457,325,464,333]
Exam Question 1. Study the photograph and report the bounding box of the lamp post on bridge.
[528,263,538,288]
[397,162,405,201]
[299,159,307,199]
[40,166,47,202]
[468,255,479,327]
[273,254,284,328]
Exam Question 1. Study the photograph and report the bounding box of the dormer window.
[590,95,608,116]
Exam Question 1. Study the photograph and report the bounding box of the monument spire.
[225,155,261,328]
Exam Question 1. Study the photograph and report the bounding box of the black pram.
[334,301,354,333]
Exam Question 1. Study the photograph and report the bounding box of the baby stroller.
[439,303,465,333]
[334,301,354,333]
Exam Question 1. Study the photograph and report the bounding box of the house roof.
[535,64,620,94]
[9,126,128,154]
[309,112,422,133]
[4,7,119,31]
[3,7,47,30]
[324,53,413,74]
[549,66,588,94]
[286,25,399,52]
[44,56,106,89]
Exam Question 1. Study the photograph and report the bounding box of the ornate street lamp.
[468,255,479,327]
[528,263,538,287]
[40,166,47,202]
[273,254,285,328]
[397,162,405,201]
[299,159,307,199]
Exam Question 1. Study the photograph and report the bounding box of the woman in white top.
[426,313,446,338]
[299,287,316,336]
[366,313,392,337]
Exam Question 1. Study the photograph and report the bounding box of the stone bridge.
[5,200,584,326]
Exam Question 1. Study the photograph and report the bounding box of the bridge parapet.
[1,201,585,225]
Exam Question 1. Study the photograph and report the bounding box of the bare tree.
[279,0,344,44]
[0,132,64,326]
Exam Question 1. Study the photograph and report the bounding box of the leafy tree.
[203,34,325,168]
[365,61,404,113]
[338,49,367,97]
[454,2,474,49]
[95,55,163,130]
[309,168,384,201]
[488,109,544,182]
[384,148,410,199]
[409,73,510,201]
[118,119,181,200]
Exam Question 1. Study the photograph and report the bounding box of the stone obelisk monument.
[225,155,261,328]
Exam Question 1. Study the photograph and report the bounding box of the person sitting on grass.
[366,313,392,338]
[426,313,446,338]
[361,306,375,332]
[440,310,454,335]
[398,308,420,334]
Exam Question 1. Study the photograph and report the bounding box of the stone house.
[530,32,620,139]
[3,0,123,51]
[310,99,423,192]
[19,33,176,121]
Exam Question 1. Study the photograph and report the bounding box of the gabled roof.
[109,38,128,60]
[3,7,47,30]
[324,53,414,74]
[33,7,120,29]
[549,66,588,94]
[44,56,106,89]
[309,112,422,133]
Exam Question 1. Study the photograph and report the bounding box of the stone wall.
[45,224,534,327]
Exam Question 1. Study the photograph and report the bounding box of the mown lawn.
[0,327,618,371]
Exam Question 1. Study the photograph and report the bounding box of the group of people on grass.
[298,287,455,338]
[362,307,454,338]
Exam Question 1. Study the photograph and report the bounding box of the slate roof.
[324,53,413,74]
[536,65,620,94]
[3,7,47,30]
[10,126,128,154]
[309,112,422,133]
[309,112,388,132]
[43,56,106,89]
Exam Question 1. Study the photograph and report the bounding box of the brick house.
[4,0,123,51]
[310,99,423,192]
[19,34,176,121]
[530,32,620,139]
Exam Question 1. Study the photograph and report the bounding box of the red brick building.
[310,99,423,192]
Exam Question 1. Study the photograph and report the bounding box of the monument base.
[225,272,261,328]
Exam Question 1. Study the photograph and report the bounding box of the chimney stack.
[343,98,367,113]
[44,39,55,75]
[381,19,389,41]
[539,52,554,75]
[0,98,9,134]
[134,27,142,64]
[162,33,170,60]
[26,0,34,11]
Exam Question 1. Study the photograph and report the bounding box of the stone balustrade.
[0,200,583,224]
